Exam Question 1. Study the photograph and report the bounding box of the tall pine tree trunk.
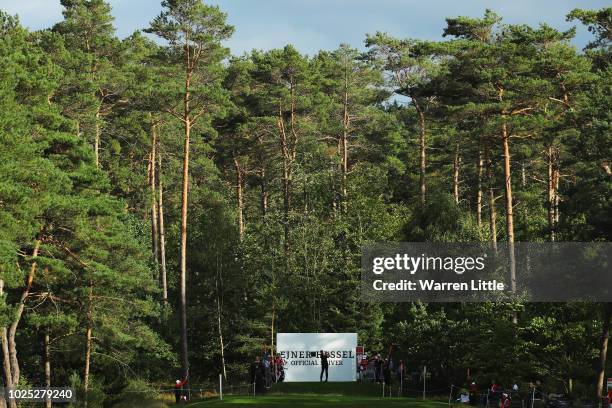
[94,109,100,168]
[150,125,159,262]
[547,145,558,242]
[0,280,16,408]
[521,162,529,239]
[83,279,93,407]
[260,167,268,217]
[331,167,338,216]
[501,118,515,246]
[486,147,498,251]
[8,239,40,386]
[158,150,168,303]
[282,159,291,254]
[215,265,227,380]
[501,114,517,323]
[258,136,268,217]
[596,303,611,405]
[341,82,349,213]
[453,141,461,205]
[277,101,293,255]
[414,97,427,205]
[270,303,275,355]
[234,156,245,241]
[44,330,51,408]
[179,70,193,381]
[477,142,484,228]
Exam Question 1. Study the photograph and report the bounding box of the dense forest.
[0,0,610,406]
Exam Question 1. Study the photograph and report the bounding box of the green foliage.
[0,2,610,403]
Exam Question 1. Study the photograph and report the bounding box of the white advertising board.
[276,333,357,382]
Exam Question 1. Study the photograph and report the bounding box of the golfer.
[174,371,188,404]
[320,350,329,382]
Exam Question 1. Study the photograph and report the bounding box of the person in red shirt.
[607,388,612,408]
[273,354,285,382]
[490,381,499,393]
[488,381,500,406]
[359,355,368,381]
[174,373,188,404]
[500,393,510,408]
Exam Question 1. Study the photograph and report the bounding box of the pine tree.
[146,0,234,381]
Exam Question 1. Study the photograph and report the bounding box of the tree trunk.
[150,125,159,263]
[282,160,290,254]
[234,156,245,241]
[521,161,529,240]
[477,143,484,228]
[501,118,515,245]
[303,174,308,214]
[258,136,268,217]
[554,171,560,228]
[215,268,227,380]
[8,239,41,386]
[547,145,558,242]
[44,330,51,408]
[179,72,192,380]
[414,97,427,206]
[486,147,498,251]
[158,150,168,303]
[277,104,293,256]
[83,280,93,407]
[270,303,275,355]
[331,168,338,216]
[0,280,16,408]
[453,141,461,205]
[341,80,349,213]
[94,108,102,168]
[501,115,517,323]
[596,303,611,405]
[145,152,152,220]
[260,167,268,216]
[1,327,15,408]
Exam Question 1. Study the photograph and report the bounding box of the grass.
[188,395,447,407]
[184,382,450,408]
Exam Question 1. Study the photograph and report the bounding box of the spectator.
[374,354,382,383]
[262,349,271,388]
[383,358,391,386]
[490,381,499,393]
[511,383,520,401]
[500,393,510,408]
[397,359,405,386]
[276,354,286,382]
[274,354,284,382]
[469,381,478,406]
[458,391,470,404]
[250,356,265,394]
[487,380,500,406]
[270,356,275,380]
[359,354,369,382]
